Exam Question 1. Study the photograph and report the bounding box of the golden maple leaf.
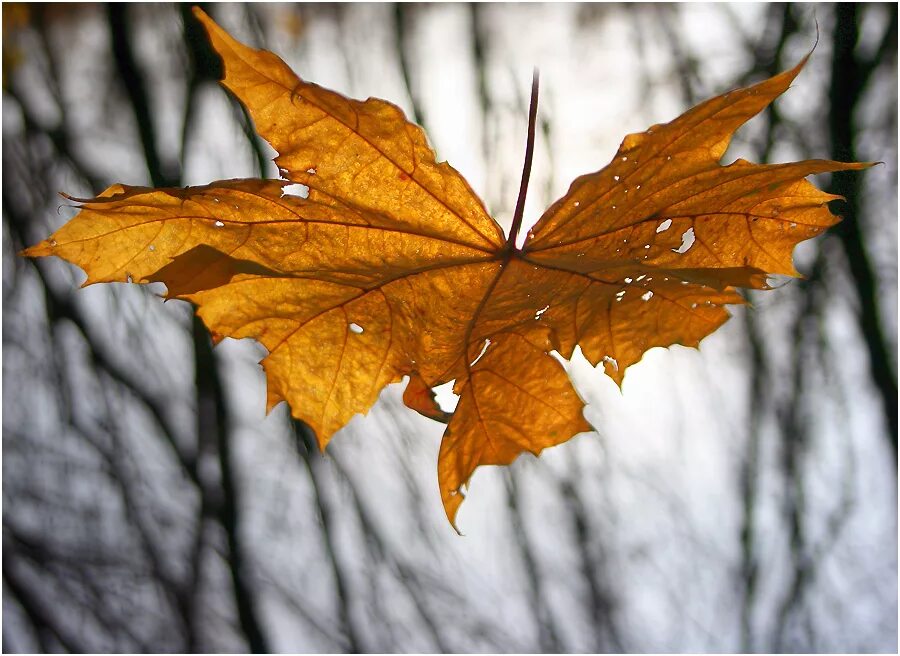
[23,8,869,529]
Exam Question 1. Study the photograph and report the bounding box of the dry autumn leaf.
[23,8,870,530]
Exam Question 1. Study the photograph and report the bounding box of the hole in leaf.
[469,338,491,366]
[349,322,364,334]
[673,227,695,253]
[283,183,310,198]
[641,290,653,301]
[433,379,459,413]
[214,220,225,227]
[148,244,156,251]
[656,218,672,233]
[534,304,550,320]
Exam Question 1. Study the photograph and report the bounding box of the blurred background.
[2,3,896,652]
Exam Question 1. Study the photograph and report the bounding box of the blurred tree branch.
[827,2,898,454]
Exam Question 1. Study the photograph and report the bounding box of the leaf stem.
[506,68,540,252]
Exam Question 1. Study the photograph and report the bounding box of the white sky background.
[6,2,896,652]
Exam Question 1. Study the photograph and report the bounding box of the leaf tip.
[601,356,625,389]
[576,415,594,435]
[443,487,466,535]
[264,382,283,415]
[191,6,228,50]
[403,373,452,424]
[191,5,210,23]
[19,241,52,258]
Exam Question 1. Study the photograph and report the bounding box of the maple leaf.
[23,8,869,530]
